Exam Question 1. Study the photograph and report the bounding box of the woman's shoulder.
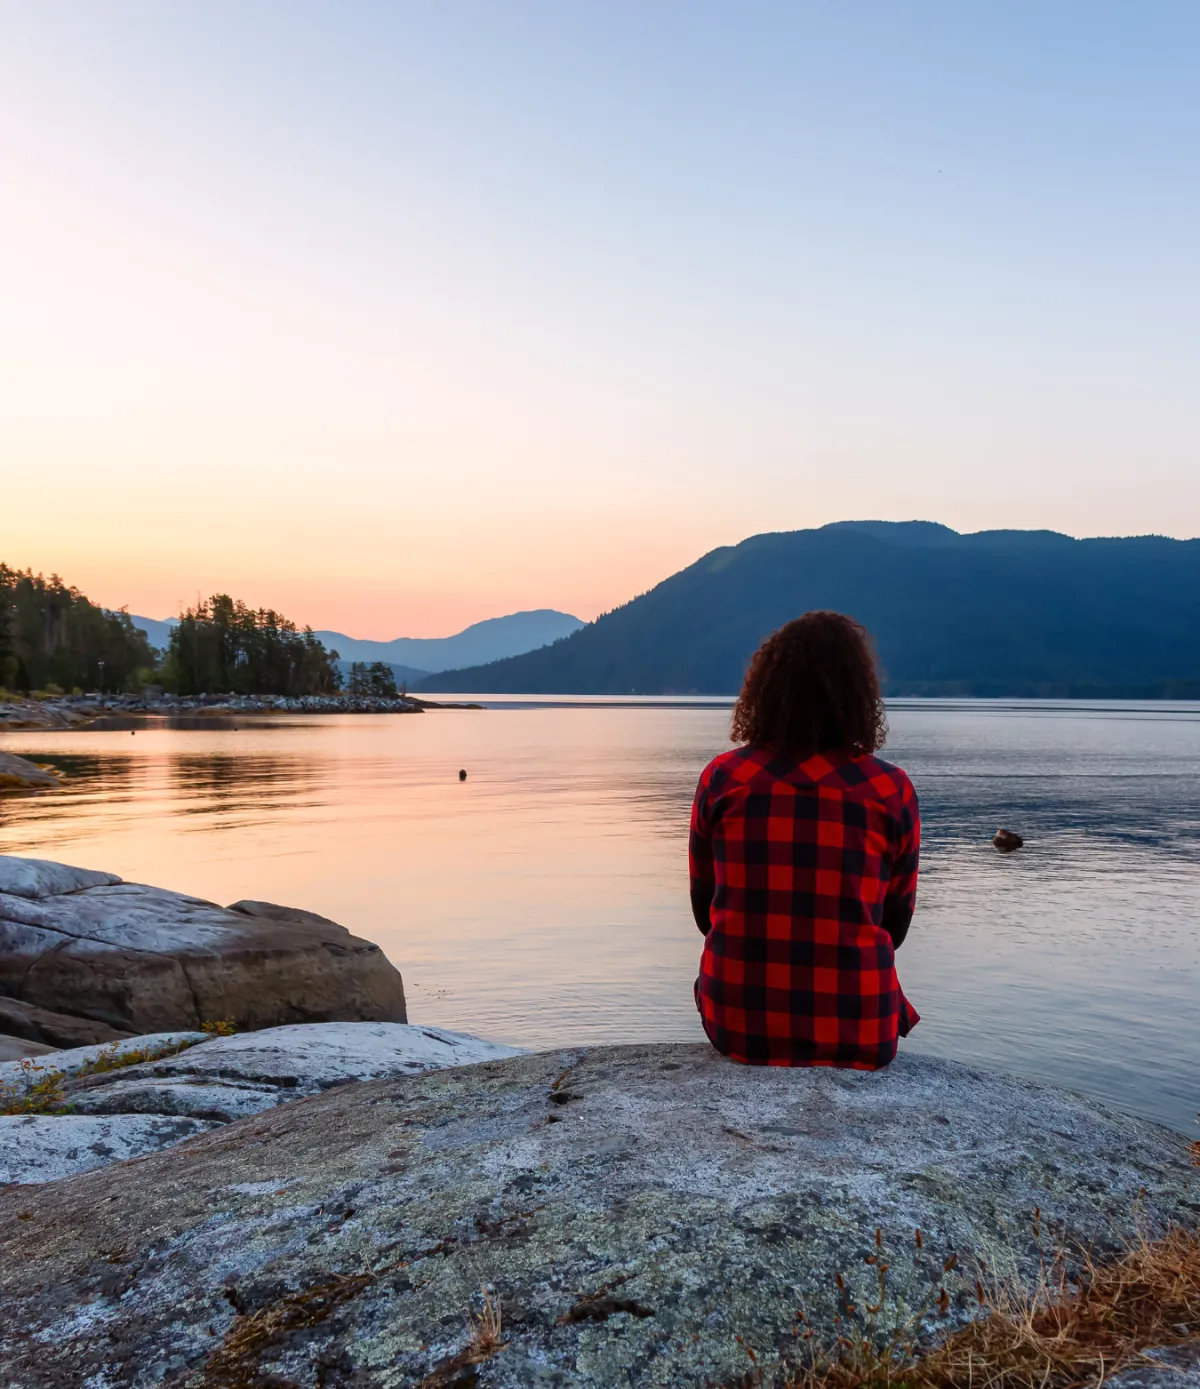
[698,744,771,790]
[842,753,917,806]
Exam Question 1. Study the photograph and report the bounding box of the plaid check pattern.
[690,744,920,1070]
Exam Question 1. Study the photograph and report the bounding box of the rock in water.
[0,751,61,791]
[993,827,1024,852]
[0,1044,1192,1388]
[0,854,408,1036]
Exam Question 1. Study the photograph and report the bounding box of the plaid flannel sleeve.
[688,769,716,934]
[887,777,920,915]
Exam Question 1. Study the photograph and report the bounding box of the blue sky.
[2,2,1197,634]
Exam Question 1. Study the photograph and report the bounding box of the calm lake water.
[1,698,1197,1134]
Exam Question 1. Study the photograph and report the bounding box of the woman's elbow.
[689,884,713,935]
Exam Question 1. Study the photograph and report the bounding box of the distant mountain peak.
[420,523,1200,697]
[130,608,585,673]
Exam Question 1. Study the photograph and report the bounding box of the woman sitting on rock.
[689,611,919,1070]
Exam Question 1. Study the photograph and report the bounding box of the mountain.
[311,610,583,672]
[417,522,1200,698]
[130,609,584,673]
[129,616,177,652]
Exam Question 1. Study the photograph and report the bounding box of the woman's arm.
[881,897,913,950]
[689,772,715,935]
[883,780,920,950]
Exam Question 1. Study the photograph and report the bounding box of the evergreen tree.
[345,661,398,698]
[162,595,341,696]
[0,564,156,693]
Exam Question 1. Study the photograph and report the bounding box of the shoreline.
[0,692,483,729]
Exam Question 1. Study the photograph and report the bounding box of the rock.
[0,1113,220,1185]
[1,1024,525,1177]
[992,828,1024,852]
[0,700,84,730]
[227,898,345,930]
[0,750,62,790]
[0,853,409,1035]
[63,1022,526,1123]
[98,1020,524,1089]
[0,856,120,898]
[0,995,134,1048]
[0,1045,1194,1388]
[0,1031,208,1085]
[1105,1346,1200,1388]
[0,1034,57,1061]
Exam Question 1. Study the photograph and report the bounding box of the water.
[1,698,1197,1134]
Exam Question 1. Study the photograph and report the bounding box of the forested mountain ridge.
[418,522,1200,697]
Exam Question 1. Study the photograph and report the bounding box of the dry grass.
[416,1285,508,1388]
[773,1223,1200,1389]
[77,1035,202,1075]
[468,1284,506,1359]
[203,1272,372,1388]
[0,1058,68,1115]
[0,1035,204,1114]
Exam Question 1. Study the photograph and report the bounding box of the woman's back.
[690,743,920,1069]
[688,611,921,1071]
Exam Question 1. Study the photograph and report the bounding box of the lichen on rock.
[0,1044,1194,1388]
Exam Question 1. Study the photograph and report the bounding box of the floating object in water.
[458,769,467,781]
[993,828,1024,853]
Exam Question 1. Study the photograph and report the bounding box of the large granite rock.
[0,1045,1194,1388]
[0,1034,56,1061]
[0,854,409,1038]
[0,750,61,790]
[0,701,85,730]
[0,1023,525,1180]
[0,994,133,1048]
[0,1113,221,1185]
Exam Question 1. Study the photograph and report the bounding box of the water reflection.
[168,753,326,830]
[0,701,1197,1133]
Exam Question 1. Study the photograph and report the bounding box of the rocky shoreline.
[0,691,480,730]
[1,852,1197,1388]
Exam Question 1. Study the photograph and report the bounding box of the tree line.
[0,568,380,698]
[0,565,157,694]
[161,595,342,697]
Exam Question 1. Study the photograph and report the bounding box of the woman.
[690,611,919,1070]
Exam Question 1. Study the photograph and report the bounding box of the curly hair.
[731,611,887,757]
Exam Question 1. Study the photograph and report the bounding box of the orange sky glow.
[4,5,1199,638]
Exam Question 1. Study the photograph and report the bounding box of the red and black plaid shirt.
[689,744,920,1070]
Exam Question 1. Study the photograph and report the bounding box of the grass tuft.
[0,1059,69,1115]
[203,1272,372,1388]
[0,1035,205,1115]
[733,1221,1200,1389]
[417,1285,508,1388]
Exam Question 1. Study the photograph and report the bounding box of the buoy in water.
[458,769,467,781]
[993,828,1024,853]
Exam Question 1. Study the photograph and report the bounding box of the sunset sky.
[3,2,1198,638]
